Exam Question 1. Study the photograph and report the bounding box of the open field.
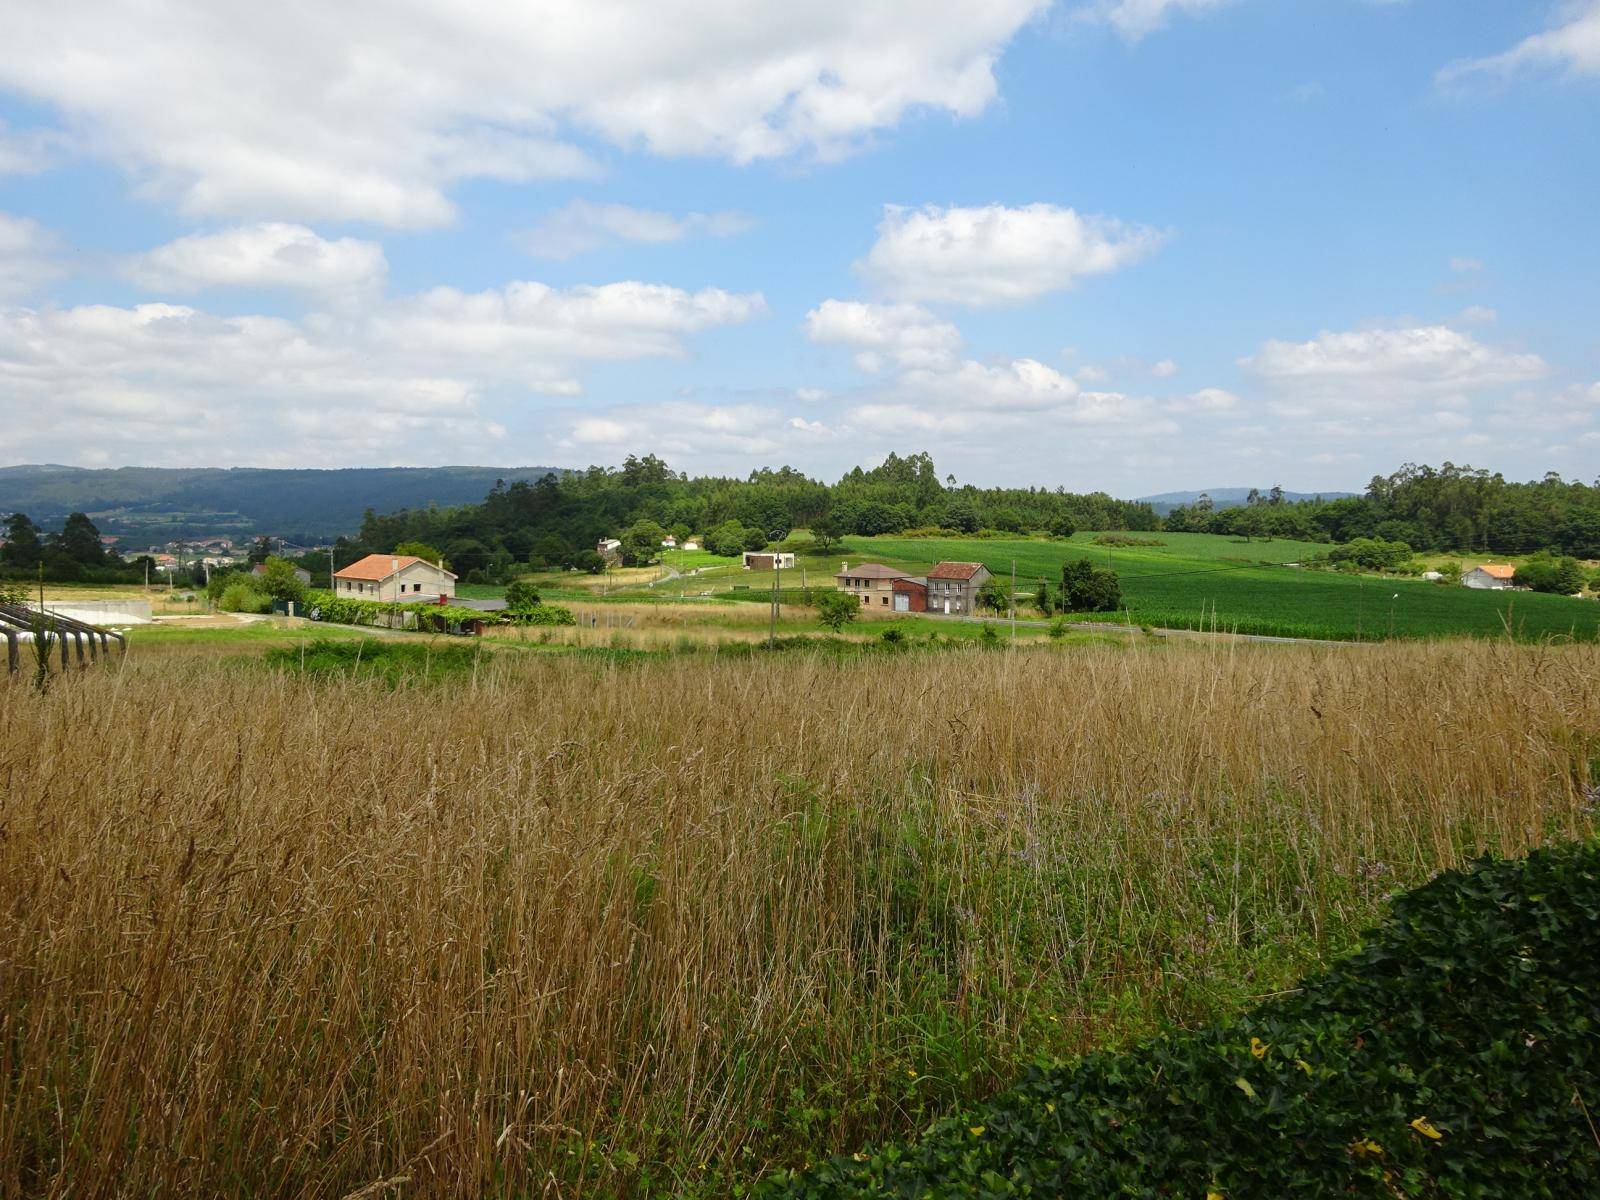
[828,533,1600,642]
[2,637,1596,1195]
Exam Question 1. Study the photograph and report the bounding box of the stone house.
[926,561,991,615]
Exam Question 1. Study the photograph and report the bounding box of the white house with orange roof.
[333,553,457,602]
[1462,563,1516,590]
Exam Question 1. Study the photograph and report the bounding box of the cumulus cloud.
[561,400,837,461]
[518,200,754,259]
[129,223,388,296]
[858,203,1163,307]
[1438,2,1600,88]
[1166,386,1240,414]
[1077,0,1236,41]
[1240,324,1548,412]
[0,212,60,301]
[804,299,962,371]
[0,279,765,465]
[0,1,1044,226]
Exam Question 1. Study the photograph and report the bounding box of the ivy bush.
[760,841,1600,1199]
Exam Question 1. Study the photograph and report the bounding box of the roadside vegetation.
[764,842,1600,1197]
[2,637,1595,1195]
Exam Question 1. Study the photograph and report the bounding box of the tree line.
[1164,463,1600,557]
[345,452,1159,581]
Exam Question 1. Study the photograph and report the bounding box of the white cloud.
[1438,2,1600,88]
[1078,0,1235,41]
[1457,305,1497,325]
[0,2,1044,227]
[1240,324,1549,412]
[859,203,1163,307]
[0,279,765,465]
[1151,358,1179,377]
[1450,256,1484,273]
[561,400,836,461]
[518,200,754,259]
[129,223,388,296]
[1166,386,1240,414]
[0,212,60,300]
[804,299,962,371]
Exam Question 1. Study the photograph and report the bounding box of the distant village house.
[1462,563,1516,590]
[743,551,796,571]
[332,554,456,602]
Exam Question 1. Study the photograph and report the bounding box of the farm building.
[332,554,456,602]
[1462,564,1516,590]
[892,577,928,612]
[835,562,909,608]
[597,538,622,562]
[926,561,992,615]
[742,551,796,571]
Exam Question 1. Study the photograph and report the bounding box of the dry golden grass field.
[1,638,1596,1196]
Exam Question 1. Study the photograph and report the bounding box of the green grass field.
[835,533,1600,642]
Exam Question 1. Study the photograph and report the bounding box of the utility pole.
[769,530,784,648]
[1010,558,1016,642]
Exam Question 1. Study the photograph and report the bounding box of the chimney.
[391,557,399,571]
[841,562,848,573]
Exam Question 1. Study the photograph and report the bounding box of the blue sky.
[0,0,1596,495]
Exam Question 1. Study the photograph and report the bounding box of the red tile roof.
[333,553,456,582]
[1476,563,1516,579]
[927,561,984,580]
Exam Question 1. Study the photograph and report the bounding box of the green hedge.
[304,589,497,631]
[760,841,1600,1198]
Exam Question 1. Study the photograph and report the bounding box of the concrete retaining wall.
[44,599,154,626]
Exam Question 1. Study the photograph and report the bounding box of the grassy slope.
[841,533,1600,642]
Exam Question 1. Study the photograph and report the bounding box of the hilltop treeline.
[1165,463,1600,556]
[350,452,1159,579]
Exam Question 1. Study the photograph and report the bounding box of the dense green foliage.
[303,589,495,633]
[1515,553,1588,595]
[348,453,1158,583]
[1056,558,1122,614]
[263,638,490,684]
[762,841,1600,1199]
[1167,463,1600,555]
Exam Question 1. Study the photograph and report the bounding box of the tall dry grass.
[0,640,1596,1197]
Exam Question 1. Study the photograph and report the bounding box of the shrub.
[1059,558,1121,613]
[1329,537,1413,572]
[218,582,272,613]
[504,579,542,610]
[879,626,906,647]
[507,604,576,626]
[816,590,859,632]
[760,841,1600,1199]
[1514,552,1586,595]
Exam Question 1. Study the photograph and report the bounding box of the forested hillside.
[0,464,565,541]
[348,452,1160,579]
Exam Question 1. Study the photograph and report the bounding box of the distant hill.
[0,464,566,544]
[1135,487,1358,515]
